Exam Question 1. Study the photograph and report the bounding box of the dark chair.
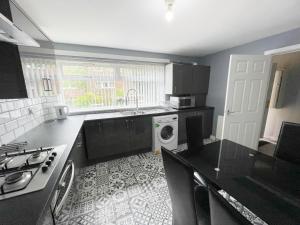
[208,187,252,225]
[161,147,210,225]
[186,115,204,150]
[274,122,300,165]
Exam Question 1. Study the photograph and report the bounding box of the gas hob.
[0,143,66,200]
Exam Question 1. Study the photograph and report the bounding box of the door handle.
[227,109,235,115]
[53,161,75,217]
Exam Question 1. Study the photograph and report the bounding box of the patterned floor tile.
[55,152,171,225]
[69,212,95,225]
[115,214,135,225]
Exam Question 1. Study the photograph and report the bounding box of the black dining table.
[179,139,300,225]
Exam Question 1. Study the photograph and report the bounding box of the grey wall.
[53,43,201,63]
[198,27,300,134]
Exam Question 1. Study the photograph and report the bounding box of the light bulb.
[165,9,173,21]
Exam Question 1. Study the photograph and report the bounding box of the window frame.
[55,57,166,114]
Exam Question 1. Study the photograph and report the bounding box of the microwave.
[170,96,196,109]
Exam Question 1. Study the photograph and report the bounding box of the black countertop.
[0,116,85,225]
[0,106,214,225]
[179,140,300,225]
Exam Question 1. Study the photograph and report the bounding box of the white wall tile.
[20,107,29,116]
[0,103,7,112]
[0,95,59,144]
[1,131,15,144]
[0,124,6,136]
[5,120,18,132]
[18,116,30,126]
[0,112,10,124]
[24,121,34,132]
[6,102,15,111]
[14,126,25,138]
[9,109,21,119]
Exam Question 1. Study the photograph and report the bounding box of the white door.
[222,55,272,150]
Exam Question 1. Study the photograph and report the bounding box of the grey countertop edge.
[0,106,214,225]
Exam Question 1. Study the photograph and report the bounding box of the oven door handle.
[53,160,75,217]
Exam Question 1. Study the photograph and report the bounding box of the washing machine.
[152,114,178,154]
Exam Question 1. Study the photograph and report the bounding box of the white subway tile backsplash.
[27,99,32,106]
[0,96,59,144]
[14,126,25,138]
[1,131,15,144]
[5,120,18,132]
[24,121,34,132]
[6,102,15,111]
[9,109,21,119]
[0,103,8,112]
[44,113,56,121]
[0,112,10,124]
[0,124,6,136]
[18,116,30,126]
[20,107,29,116]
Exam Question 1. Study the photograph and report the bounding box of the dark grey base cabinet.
[178,108,213,144]
[69,128,88,168]
[84,117,152,160]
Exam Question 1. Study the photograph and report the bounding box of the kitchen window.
[21,56,165,112]
[57,59,165,112]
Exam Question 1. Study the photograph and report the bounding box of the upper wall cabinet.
[0,0,56,99]
[165,63,210,95]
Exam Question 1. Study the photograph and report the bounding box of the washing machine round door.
[158,124,176,144]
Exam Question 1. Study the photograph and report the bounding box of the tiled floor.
[55,152,172,225]
[55,146,267,225]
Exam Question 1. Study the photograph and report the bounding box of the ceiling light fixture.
[165,0,175,22]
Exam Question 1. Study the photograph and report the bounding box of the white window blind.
[56,59,165,112]
[21,57,58,98]
[21,56,165,112]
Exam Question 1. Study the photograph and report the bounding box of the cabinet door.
[84,121,107,160]
[70,129,88,168]
[102,118,131,155]
[194,110,213,138]
[130,117,152,151]
[178,111,195,144]
[192,65,210,94]
[178,113,186,144]
[178,109,214,143]
[173,64,193,95]
[84,119,131,160]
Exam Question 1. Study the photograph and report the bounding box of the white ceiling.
[14,0,300,57]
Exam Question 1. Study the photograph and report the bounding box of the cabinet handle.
[174,86,177,93]
[53,161,75,217]
[125,120,129,129]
